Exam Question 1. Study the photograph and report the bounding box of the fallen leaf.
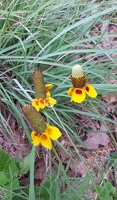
[35,158,46,180]
[102,94,117,104]
[84,133,110,150]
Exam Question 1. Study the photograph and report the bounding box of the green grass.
[1,0,117,199]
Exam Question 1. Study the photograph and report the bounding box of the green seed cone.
[22,104,46,134]
[33,69,46,99]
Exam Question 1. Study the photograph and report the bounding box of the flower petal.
[71,88,86,103]
[32,99,40,111]
[40,133,52,150]
[45,84,54,90]
[31,131,40,146]
[45,97,57,107]
[46,124,62,140]
[46,91,51,97]
[39,98,46,109]
[84,84,97,98]
[67,87,74,96]
[45,84,54,97]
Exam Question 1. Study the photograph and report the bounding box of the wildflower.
[32,97,56,111]
[31,124,62,149]
[22,104,62,150]
[32,69,56,111]
[67,64,97,103]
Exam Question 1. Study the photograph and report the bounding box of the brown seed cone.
[33,69,46,99]
[70,72,86,88]
[22,104,46,134]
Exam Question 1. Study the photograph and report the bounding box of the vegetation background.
[0,0,117,199]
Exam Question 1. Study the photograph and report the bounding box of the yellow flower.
[32,97,56,111]
[67,64,97,103]
[31,124,62,150]
[32,81,56,111]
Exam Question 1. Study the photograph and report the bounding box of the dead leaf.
[35,158,46,180]
[84,133,110,150]
[102,94,117,104]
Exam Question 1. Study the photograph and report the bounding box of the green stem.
[29,146,35,200]
[49,150,52,200]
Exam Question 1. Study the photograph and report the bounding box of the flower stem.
[29,146,35,200]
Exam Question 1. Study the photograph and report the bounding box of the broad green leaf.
[19,153,31,174]
[5,178,19,190]
[0,171,9,184]
[0,149,19,177]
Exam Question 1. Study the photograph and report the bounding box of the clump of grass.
[1,0,117,199]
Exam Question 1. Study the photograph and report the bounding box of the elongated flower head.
[22,104,46,133]
[70,64,86,88]
[22,104,61,149]
[33,69,46,99]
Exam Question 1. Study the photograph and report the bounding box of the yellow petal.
[31,131,40,146]
[45,97,57,107]
[84,84,97,98]
[67,87,74,96]
[45,84,54,90]
[45,84,54,97]
[46,124,62,140]
[46,91,51,97]
[39,98,46,109]
[40,133,52,150]
[32,99,40,111]
[72,88,86,103]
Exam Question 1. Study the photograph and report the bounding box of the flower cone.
[22,104,46,134]
[33,69,46,99]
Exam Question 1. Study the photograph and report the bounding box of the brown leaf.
[84,133,110,150]
[102,94,117,104]
[102,79,117,104]
[35,158,46,180]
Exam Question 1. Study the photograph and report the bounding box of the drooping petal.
[84,84,97,98]
[45,97,57,107]
[40,133,52,150]
[71,88,86,103]
[46,91,51,97]
[45,84,54,97]
[67,87,74,96]
[31,131,41,146]
[39,98,46,109]
[46,124,62,140]
[32,98,46,111]
[45,84,54,90]
[32,98,40,111]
